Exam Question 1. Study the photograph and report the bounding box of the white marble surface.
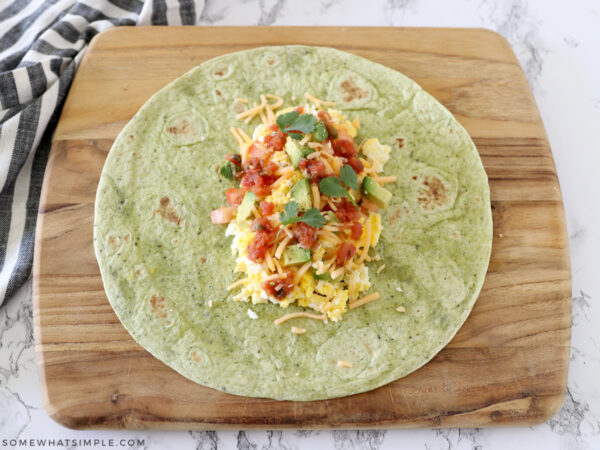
[2,0,599,448]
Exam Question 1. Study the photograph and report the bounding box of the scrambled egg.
[264,171,301,208]
[359,213,382,247]
[328,109,357,138]
[361,138,390,173]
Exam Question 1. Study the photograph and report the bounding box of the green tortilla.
[94,46,492,401]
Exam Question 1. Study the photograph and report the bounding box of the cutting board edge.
[34,26,572,430]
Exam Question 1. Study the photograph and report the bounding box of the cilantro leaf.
[340,164,358,191]
[279,201,299,225]
[312,121,328,141]
[276,111,318,138]
[288,131,304,140]
[319,175,359,208]
[219,162,234,180]
[279,201,326,228]
[319,177,348,198]
[286,113,317,135]
[300,208,327,228]
[276,111,300,130]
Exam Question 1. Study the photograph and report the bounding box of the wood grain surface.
[32,27,571,429]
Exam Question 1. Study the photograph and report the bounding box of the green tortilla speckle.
[94,46,492,401]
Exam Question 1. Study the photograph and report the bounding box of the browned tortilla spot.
[123,233,130,243]
[233,103,246,114]
[150,295,168,320]
[190,350,203,363]
[340,77,369,102]
[267,59,275,65]
[153,196,182,226]
[166,118,193,136]
[108,235,119,249]
[214,67,227,77]
[200,257,207,263]
[396,137,404,148]
[417,175,451,210]
[215,89,222,97]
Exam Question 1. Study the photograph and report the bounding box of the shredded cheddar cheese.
[337,360,353,368]
[305,92,336,107]
[349,292,380,309]
[274,312,326,325]
[227,278,252,290]
[291,326,306,335]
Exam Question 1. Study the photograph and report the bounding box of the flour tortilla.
[94,46,492,401]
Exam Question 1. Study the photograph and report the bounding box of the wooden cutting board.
[33,27,571,429]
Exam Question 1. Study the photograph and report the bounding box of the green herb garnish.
[219,162,234,180]
[276,111,318,140]
[319,165,359,207]
[340,164,358,190]
[279,201,326,228]
[275,201,326,245]
[312,121,328,141]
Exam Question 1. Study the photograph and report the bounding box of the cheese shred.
[274,312,326,325]
[291,326,306,335]
[337,360,353,368]
[349,292,380,309]
[305,92,336,107]
[227,278,252,291]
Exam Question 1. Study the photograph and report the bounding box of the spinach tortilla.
[94,46,492,400]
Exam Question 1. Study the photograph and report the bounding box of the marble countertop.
[2,0,599,448]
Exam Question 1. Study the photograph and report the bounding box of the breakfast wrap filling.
[211,93,395,322]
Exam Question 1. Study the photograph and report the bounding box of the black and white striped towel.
[0,0,204,306]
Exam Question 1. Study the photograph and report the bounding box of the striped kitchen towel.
[0,0,204,306]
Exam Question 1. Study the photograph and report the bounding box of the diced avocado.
[285,139,314,167]
[284,139,303,168]
[290,178,312,211]
[361,176,392,209]
[313,268,342,281]
[325,211,339,223]
[282,245,311,266]
[300,147,315,158]
[236,191,256,221]
[313,268,331,281]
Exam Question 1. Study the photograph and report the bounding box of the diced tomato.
[332,136,358,158]
[299,158,327,180]
[259,201,274,216]
[347,156,364,173]
[317,111,338,139]
[350,221,363,240]
[242,157,262,172]
[247,229,275,262]
[225,187,245,207]
[335,198,362,223]
[248,143,272,161]
[225,154,242,168]
[251,217,274,232]
[241,172,272,196]
[336,242,357,266]
[261,161,279,177]
[262,270,295,300]
[293,221,317,249]
[360,199,379,214]
[294,106,304,114]
[210,207,235,224]
[264,130,287,151]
